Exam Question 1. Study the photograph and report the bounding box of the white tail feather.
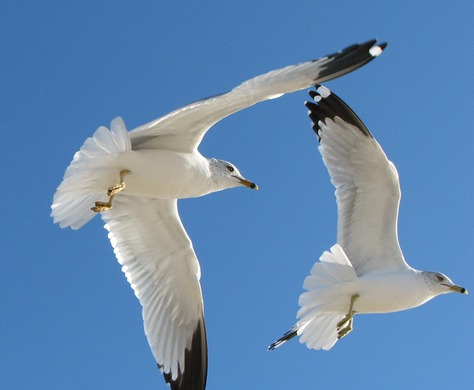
[296,244,357,350]
[51,117,131,230]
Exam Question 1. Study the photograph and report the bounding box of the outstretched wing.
[130,40,386,152]
[306,85,409,276]
[102,196,207,390]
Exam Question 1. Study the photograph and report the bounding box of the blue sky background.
[2,1,473,389]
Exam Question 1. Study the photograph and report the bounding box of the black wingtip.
[268,326,299,351]
[378,42,388,52]
[306,85,373,141]
[314,39,386,83]
[160,316,208,390]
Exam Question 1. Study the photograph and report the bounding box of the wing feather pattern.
[102,195,207,389]
[306,85,409,275]
[130,40,386,152]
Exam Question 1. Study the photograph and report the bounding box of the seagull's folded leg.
[337,293,359,339]
[91,169,130,213]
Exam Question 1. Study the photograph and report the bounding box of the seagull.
[268,85,468,352]
[51,40,385,390]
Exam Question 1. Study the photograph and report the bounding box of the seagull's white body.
[52,41,387,390]
[269,86,467,352]
[304,246,432,313]
[348,272,430,313]
[119,149,213,198]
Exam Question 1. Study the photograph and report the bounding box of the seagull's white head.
[208,158,258,192]
[421,271,468,296]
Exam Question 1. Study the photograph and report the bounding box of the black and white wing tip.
[305,85,373,142]
[315,39,387,83]
[267,325,298,351]
[160,317,208,390]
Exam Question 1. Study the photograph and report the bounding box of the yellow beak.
[446,284,468,294]
[238,178,258,190]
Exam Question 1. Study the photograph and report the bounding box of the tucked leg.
[107,169,131,196]
[337,293,359,339]
[91,169,130,213]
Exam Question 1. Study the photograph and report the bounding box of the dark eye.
[436,274,444,282]
[226,165,234,172]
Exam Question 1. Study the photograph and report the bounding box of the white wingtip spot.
[369,45,383,57]
[316,85,331,98]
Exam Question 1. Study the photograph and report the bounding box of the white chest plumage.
[118,149,212,199]
[352,271,431,314]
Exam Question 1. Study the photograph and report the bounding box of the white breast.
[117,149,212,199]
[353,271,433,314]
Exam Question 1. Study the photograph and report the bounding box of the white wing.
[102,195,207,389]
[306,85,409,276]
[129,40,386,152]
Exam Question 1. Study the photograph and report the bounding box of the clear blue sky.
[2,1,473,389]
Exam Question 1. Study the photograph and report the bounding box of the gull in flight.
[268,85,468,352]
[51,40,385,390]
